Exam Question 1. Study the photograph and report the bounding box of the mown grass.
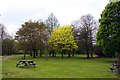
[0,58,2,79]
[1,54,118,78]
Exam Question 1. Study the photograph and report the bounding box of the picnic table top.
[19,60,33,62]
[16,60,36,67]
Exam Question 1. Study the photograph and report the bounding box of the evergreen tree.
[97,1,120,57]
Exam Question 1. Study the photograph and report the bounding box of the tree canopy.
[72,14,98,58]
[110,0,120,2]
[48,25,78,58]
[15,20,49,58]
[45,13,60,34]
[2,38,14,55]
[0,24,11,40]
[96,1,120,57]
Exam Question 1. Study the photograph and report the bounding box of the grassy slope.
[2,54,118,78]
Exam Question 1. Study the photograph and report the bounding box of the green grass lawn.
[1,54,118,78]
[0,56,2,79]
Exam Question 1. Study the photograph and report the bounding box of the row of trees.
[1,13,100,58]
[15,13,101,59]
[0,24,14,55]
[1,1,120,58]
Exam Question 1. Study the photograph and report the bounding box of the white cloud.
[0,0,109,35]
[5,24,21,35]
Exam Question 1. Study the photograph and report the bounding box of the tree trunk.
[9,51,11,56]
[7,51,9,55]
[68,53,71,58]
[40,50,42,57]
[36,51,38,56]
[72,53,74,58]
[33,49,36,58]
[30,51,32,56]
[55,52,56,57]
[49,52,51,57]
[45,49,48,61]
[90,43,93,58]
[86,53,90,58]
[90,53,93,58]
[86,45,90,58]
[61,53,64,59]
[23,53,26,59]
[52,50,55,57]
[68,51,71,58]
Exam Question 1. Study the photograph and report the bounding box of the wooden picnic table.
[16,60,36,67]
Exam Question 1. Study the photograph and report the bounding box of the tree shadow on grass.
[104,60,115,63]
[78,56,101,59]
[17,66,36,69]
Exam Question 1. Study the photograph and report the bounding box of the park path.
[0,56,14,61]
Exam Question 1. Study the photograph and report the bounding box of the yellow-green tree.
[49,25,78,58]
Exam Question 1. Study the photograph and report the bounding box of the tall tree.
[72,14,98,58]
[15,20,48,58]
[2,38,14,55]
[0,24,8,41]
[45,13,60,34]
[48,25,78,58]
[97,1,120,57]
[0,24,11,55]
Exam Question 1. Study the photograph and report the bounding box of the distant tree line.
[1,0,120,59]
[1,13,99,58]
[0,24,15,55]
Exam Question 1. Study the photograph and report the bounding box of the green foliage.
[15,20,49,58]
[2,38,14,55]
[110,0,120,2]
[16,20,47,50]
[49,25,78,52]
[97,2,120,57]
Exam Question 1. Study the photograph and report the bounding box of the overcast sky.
[0,0,109,35]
